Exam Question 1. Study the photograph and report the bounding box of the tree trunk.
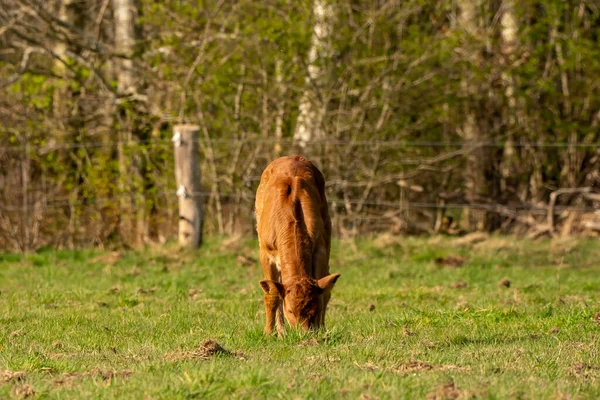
[274,58,285,156]
[457,0,499,232]
[113,0,137,95]
[293,0,335,150]
[53,0,79,248]
[499,0,519,198]
[112,0,147,245]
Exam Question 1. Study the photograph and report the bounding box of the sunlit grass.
[1,235,599,399]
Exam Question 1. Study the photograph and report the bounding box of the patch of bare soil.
[435,256,465,268]
[136,287,157,295]
[402,326,415,336]
[426,382,473,400]
[12,384,35,398]
[570,363,600,379]
[53,369,132,387]
[450,281,468,289]
[164,339,246,361]
[395,361,433,372]
[188,288,203,300]
[2,370,26,382]
[10,329,24,338]
[393,361,470,375]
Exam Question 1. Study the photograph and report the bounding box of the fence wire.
[1,190,598,213]
[1,136,599,250]
[1,137,599,154]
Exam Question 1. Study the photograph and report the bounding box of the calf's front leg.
[259,249,285,335]
[262,290,280,335]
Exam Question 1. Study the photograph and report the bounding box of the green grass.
[1,235,599,399]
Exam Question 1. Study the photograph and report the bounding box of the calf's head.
[259,274,340,331]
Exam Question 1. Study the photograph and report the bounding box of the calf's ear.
[317,273,341,292]
[259,280,285,298]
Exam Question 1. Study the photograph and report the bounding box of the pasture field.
[1,235,599,399]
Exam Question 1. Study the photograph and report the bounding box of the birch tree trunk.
[293,0,335,149]
[113,0,137,94]
[112,0,145,245]
[53,0,78,248]
[53,0,75,122]
[274,58,285,156]
[499,0,519,195]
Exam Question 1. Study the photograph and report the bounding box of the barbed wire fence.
[1,132,599,251]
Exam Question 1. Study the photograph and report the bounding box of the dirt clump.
[2,370,26,382]
[435,255,465,268]
[498,278,511,288]
[402,326,415,336]
[368,304,376,311]
[426,382,472,400]
[450,281,468,289]
[12,384,35,398]
[395,361,433,372]
[136,287,157,295]
[570,362,600,379]
[188,288,203,300]
[164,339,246,361]
[10,329,24,338]
[196,339,232,358]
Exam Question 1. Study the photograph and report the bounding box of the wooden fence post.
[173,124,203,248]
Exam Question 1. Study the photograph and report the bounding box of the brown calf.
[255,156,340,334]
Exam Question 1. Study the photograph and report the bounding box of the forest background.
[0,0,599,250]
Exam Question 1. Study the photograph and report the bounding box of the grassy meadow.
[1,235,599,399]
